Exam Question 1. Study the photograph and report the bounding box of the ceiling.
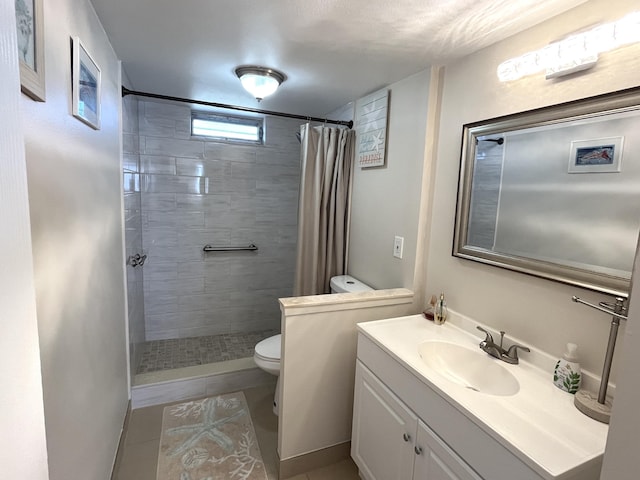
[90,0,586,117]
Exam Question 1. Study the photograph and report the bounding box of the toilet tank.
[330,275,373,293]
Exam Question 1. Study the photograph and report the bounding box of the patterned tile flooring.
[137,329,279,374]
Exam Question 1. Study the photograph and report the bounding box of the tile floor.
[113,383,360,480]
[137,329,278,373]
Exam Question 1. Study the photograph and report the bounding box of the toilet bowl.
[254,275,373,415]
[253,334,281,415]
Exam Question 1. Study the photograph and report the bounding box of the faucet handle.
[502,344,531,364]
[476,326,493,344]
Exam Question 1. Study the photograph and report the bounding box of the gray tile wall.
[123,91,146,376]
[467,142,504,249]
[138,101,301,340]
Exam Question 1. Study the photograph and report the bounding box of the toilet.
[253,274,373,415]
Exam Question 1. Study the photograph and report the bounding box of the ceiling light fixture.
[235,66,286,102]
[497,11,640,82]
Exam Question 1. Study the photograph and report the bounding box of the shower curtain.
[294,124,356,296]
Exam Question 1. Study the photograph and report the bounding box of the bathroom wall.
[137,100,302,340]
[348,69,430,291]
[0,2,49,477]
[20,0,129,478]
[122,74,145,377]
[426,0,640,378]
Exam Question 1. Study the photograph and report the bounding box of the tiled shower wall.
[138,101,301,340]
[122,87,145,376]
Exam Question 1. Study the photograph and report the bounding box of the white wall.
[20,0,129,478]
[426,0,640,380]
[348,69,430,290]
[0,1,49,477]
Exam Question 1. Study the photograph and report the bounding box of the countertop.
[357,311,609,479]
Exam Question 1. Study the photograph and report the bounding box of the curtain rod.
[121,87,354,129]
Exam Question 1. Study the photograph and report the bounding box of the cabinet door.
[352,361,417,480]
[413,420,483,480]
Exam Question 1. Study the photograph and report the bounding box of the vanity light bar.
[497,11,640,82]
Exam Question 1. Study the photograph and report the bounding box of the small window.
[191,112,263,144]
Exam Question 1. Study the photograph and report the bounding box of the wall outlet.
[393,236,404,259]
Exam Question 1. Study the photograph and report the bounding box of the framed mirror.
[454,87,640,297]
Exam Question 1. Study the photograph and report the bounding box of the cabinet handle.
[414,446,423,455]
[403,433,411,442]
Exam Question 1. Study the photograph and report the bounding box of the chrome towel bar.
[203,243,258,252]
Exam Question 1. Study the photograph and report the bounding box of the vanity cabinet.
[352,361,482,480]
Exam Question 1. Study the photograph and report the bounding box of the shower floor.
[136,329,278,374]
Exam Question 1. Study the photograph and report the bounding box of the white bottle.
[553,343,582,394]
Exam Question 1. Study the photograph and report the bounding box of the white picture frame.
[72,37,101,130]
[568,137,623,173]
[16,0,46,101]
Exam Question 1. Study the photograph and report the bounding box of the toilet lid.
[255,334,281,360]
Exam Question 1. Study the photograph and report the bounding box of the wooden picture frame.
[72,37,101,130]
[16,0,46,101]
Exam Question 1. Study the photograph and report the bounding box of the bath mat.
[157,392,267,480]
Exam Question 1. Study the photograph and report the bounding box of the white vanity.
[351,312,608,480]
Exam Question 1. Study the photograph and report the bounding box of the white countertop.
[357,312,609,480]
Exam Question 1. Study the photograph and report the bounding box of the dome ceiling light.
[235,66,286,102]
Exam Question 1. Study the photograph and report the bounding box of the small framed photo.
[16,0,46,101]
[72,37,101,130]
[568,137,623,173]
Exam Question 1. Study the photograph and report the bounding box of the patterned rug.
[157,392,267,480]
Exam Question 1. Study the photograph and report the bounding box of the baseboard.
[279,441,351,479]
[110,399,132,480]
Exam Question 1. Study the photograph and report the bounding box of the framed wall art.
[568,137,623,173]
[72,37,101,129]
[15,0,46,101]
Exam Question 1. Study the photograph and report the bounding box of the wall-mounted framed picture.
[72,37,101,130]
[568,137,624,173]
[15,0,46,101]
[355,88,389,168]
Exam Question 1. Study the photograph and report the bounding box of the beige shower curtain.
[293,124,356,296]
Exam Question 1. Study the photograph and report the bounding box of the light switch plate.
[393,236,404,259]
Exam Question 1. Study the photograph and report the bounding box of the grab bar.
[203,243,258,252]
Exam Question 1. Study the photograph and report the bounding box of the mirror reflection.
[454,88,640,296]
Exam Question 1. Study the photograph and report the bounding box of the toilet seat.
[255,334,281,361]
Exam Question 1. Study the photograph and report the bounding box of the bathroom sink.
[418,341,520,396]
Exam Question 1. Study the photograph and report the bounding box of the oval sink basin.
[418,341,520,396]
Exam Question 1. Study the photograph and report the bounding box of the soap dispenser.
[434,293,448,325]
[553,343,582,394]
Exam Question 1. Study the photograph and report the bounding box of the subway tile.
[140,155,177,175]
[178,293,233,313]
[143,227,178,248]
[139,115,176,138]
[175,119,191,139]
[123,133,140,155]
[142,100,190,122]
[141,193,176,212]
[204,142,257,163]
[123,173,140,193]
[144,294,178,316]
[175,158,232,177]
[141,174,207,194]
[123,153,140,173]
[144,136,204,159]
[146,210,204,229]
[144,276,205,296]
[143,260,178,280]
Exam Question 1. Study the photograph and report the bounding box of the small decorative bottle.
[434,293,448,325]
[553,343,582,394]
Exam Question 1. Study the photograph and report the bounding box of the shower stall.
[122,92,303,382]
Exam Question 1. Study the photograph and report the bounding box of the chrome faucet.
[476,326,530,364]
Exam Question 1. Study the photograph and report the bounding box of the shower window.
[191,111,264,144]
